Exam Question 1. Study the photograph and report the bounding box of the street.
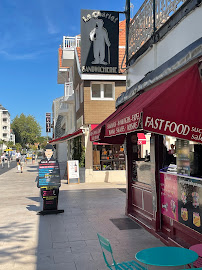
[0,164,187,270]
[0,160,18,175]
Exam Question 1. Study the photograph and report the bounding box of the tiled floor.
[0,164,189,270]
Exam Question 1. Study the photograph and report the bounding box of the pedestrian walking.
[16,150,21,162]
[1,153,6,168]
[32,153,35,164]
[7,154,11,168]
[20,155,26,173]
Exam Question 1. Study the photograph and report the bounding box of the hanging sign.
[46,113,51,133]
[81,10,119,74]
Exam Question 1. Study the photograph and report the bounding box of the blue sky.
[0,0,142,136]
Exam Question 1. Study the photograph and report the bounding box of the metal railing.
[62,36,81,49]
[129,0,186,59]
[64,82,74,97]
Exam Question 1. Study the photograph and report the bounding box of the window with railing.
[129,0,186,58]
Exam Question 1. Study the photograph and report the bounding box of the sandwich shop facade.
[90,59,202,247]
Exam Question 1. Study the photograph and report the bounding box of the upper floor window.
[3,126,7,130]
[91,82,114,100]
[3,118,7,122]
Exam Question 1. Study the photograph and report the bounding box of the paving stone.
[0,164,165,270]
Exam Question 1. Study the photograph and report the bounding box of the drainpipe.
[125,0,130,66]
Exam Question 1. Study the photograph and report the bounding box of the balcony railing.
[64,82,74,97]
[62,36,81,49]
[129,0,186,59]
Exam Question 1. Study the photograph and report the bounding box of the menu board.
[160,172,202,233]
[178,176,202,233]
[67,160,80,184]
[38,159,61,187]
[40,186,58,210]
[176,139,190,175]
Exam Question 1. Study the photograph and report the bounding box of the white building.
[0,104,10,142]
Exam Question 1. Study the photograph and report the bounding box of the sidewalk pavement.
[0,164,186,270]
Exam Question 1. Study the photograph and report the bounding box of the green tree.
[15,143,22,151]
[6,141,14,148]
[36,136,49,150]
[11,114,41,147]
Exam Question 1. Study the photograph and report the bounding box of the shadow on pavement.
[26,205,40,212]
[27,197,40,203]
[0,222,36,266]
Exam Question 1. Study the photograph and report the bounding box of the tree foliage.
[11,114,41,147]
[6,141,14,148]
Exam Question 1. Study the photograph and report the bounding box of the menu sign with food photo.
[160,173,178,221]
[178,176,202,233]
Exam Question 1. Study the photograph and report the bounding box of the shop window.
[91,82,114,100]
[161,136,202,178]
[130,133,152,186]
[160,136,202,234]
[93,144,125,171]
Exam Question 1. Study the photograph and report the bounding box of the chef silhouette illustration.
[89,19,111,65]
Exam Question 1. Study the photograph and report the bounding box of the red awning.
[105,64,202,144]
[90,100,133,143]
[49,129,83,144]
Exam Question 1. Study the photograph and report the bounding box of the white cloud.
[0,48,54,60]
[45,14,58,35]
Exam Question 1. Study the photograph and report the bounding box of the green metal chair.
[97,233,146,270]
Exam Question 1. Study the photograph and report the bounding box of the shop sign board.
[143,115,202,144]
[81,10,119,74]
[160,172,202,234]
[106,112,141,137]
[67,160,80,184]
[38,159,61,187]
[46,113,51,133]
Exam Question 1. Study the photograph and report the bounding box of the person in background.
[32,153,35,164]
[168,144,176,164]
[20,154,26,173]
[1,153,5,168]
[16,151,21,163]
[7,154,11,168]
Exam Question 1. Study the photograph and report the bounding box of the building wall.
[57,142,67,179]
[127,5,202,89]
[0,109,10,142]
[84,81,126,125]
